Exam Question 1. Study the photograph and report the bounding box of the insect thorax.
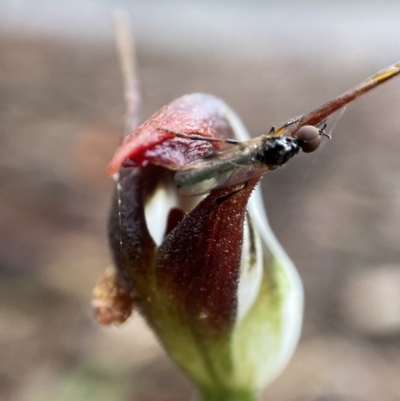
[254,137,300,167]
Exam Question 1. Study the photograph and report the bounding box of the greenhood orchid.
[93,93,303,401]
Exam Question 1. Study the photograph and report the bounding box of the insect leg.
[318,123,331,139]
[266,126,276,137]
[268,116,300,138]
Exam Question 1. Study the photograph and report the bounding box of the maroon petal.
[155,179,259,337]
[106,93,236,175]
[108,167,157,293]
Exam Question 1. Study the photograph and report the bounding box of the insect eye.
[296,125,321,153]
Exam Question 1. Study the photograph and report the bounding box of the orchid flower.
[92,93,303,401]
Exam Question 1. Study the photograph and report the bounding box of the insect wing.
[175,139,270,195]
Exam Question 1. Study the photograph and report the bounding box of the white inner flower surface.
[144,173,204,246]
[145,182,178,246]
[237,215,264,323]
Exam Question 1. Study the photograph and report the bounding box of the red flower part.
[106,93,235,174]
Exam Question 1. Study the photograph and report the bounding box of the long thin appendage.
[156,128,240,145]
[275,61,400,137]
[114,10,140,137]
[113,11,140,260]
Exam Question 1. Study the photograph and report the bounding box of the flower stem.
[198,389,257,401]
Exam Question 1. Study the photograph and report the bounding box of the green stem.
[198,388,257,401]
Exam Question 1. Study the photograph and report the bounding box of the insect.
[165,61,400,196]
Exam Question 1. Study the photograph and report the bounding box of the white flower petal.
[222,103,304,388]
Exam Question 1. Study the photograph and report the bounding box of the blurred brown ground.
[1,2,400,401]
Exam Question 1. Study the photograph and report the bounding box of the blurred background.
[1,1,400,400]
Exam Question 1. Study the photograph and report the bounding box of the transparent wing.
[175,139,270,195]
